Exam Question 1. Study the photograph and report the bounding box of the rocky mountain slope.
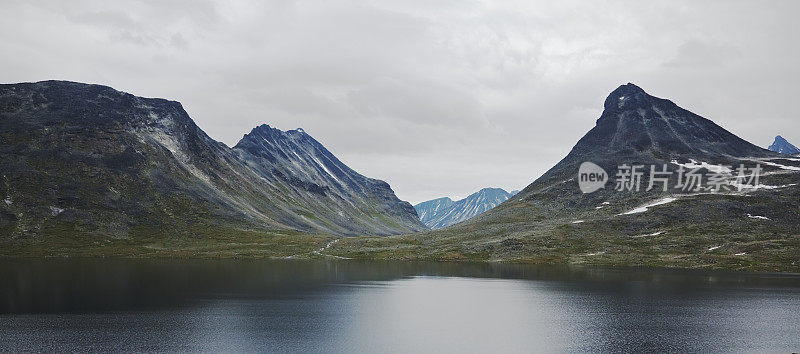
[414,198,454,225]
[414,188,517,229]
[332,84,800,272]
[233,124,424,235]
[0,80,424,245]
[768,135,800,154]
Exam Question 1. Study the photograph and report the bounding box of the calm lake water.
[1,259,799,353]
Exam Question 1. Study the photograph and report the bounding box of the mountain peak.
[603,82,650,110]
[768,135,800,154]
[618,82,646,94]
[475,187,510,198]
[241,124,308,143]
[535,83,774,191]
[245,125,309,138]
[247,123,275,135]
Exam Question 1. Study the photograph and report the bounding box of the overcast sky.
[2,0,799,204]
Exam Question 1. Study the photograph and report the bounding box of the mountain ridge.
[233,123,424,235]
[414,188,517,229]
[0,80,424,241]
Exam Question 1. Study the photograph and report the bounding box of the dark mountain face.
[541,84,771,180]
[768,135,800,154]
[597,83,768,158]
[415,188,515,229]
[0,80,423,240]
[515,83,778,204]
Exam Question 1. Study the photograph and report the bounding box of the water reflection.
[0,259,799,352]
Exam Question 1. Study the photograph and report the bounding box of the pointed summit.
[243,125,310,141]
[569,83,771,163]
[243,124,283,141]
[604,83,649,109]
[768,135,800,154]
[517,83,775,201]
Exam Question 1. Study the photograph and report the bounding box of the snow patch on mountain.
[670,159,732,173]
[620,197,678,215]
[747,214,770,220]
[758,160,800,171]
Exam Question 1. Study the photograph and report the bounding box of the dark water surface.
[1,259,799,352]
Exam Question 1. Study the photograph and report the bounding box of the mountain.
[233,124,425,235]
[415,188,517,229]
[768,135,800,154]
[333,84,800,272]
[0,80,424,245]
[414,197,455,226]
[532,83,771,188]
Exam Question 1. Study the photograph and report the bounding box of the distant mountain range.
[0,81,424,240]
[338,83,800,272]
[768,135,800,154]
[414,188,518,229]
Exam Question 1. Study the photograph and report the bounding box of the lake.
[1,259,799,352]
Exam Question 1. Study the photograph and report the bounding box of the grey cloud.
[664,39,740,68]
[67,10,138,29]
[346,78,487,128]
[1,0,798,204]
